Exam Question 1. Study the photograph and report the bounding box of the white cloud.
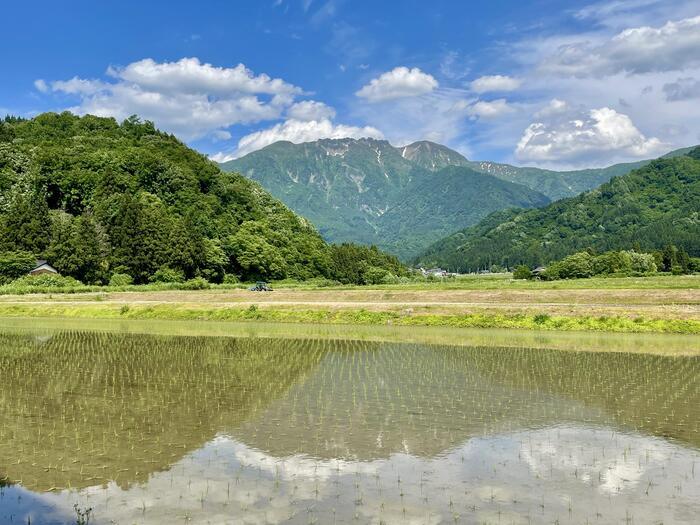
[215,118,384,161]
[516,106,665,166]
[663,77,700,101]
[286,100,336,121]
[113,57,302,97]
[466,99,514,119]
[541,16,700,77]
[33,79,49,93]
[356,67,438,102]
[470,75,522,93]
[51,77,106,95]
[534,98,569,118]
[36,57,303,140]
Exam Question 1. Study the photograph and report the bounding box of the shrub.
[180,277,210,290]
[7,274,82,289]
[513,265,532,280]
[149,266,185,283]
[109,273,133,286]
[690,257,700,273]
[362,266,390,285]
[223,273,240,284]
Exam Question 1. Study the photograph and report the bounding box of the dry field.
[0,285,698,321]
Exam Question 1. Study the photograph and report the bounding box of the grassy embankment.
[0,274,698,334]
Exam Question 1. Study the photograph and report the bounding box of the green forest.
[0,112,405,285]
[416,150,700,272]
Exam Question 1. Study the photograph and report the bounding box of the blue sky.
[3,0,700,168]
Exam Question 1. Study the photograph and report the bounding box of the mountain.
[222,138,551,259]
[415,148,700,272]
[376,166,550,258]
[398,140,470,171]
[221,138,424,248]
[0,112,403,284]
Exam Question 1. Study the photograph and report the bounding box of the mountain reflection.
[1,330,698,506]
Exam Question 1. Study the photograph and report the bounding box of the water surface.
[0,321,698,524]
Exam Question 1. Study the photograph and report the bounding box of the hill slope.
[416,149,700,271]
[377,166,550,258]
[221,138,424,247]
[221,139,697,260]
[0,112,402,284]
[222,139,550,259]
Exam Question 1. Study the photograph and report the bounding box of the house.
[29,260,58,276]
[532,266,547,278]
[419,267,448,277]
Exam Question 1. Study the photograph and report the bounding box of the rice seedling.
[0,326,697,523]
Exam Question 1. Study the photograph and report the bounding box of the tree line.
[416,150,700,272]
[0,113,406,286]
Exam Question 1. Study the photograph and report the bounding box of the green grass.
[0,273,697,295]
[0,303,697,334]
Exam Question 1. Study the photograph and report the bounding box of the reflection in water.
[0,329,699,524]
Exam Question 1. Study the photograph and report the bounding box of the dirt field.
[1,286,698,320]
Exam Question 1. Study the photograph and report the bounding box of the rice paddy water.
[0,320,698,524]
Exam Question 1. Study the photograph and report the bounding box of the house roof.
[30,260,58,272]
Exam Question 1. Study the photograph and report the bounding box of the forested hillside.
[0,112,404,284]
[376,166,549,258]
[416,149,700,272]
[222,138,550,259]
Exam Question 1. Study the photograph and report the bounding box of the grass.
[0,303,698,334]
[0,273,696,334]
[0,273,698,295]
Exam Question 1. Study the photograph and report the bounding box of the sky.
[3,0,700,169]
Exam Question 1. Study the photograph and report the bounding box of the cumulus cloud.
[540,16,700,77]
[36,57,303,140]
[466,99,514,119]
[214,118,384,161]
[33,79,49,93]
[356,67,438,102]
[286,100,336,121]
[470,75,522,93]
[112,57,302,96]
[663,77,700,101]
[516,106,665,165]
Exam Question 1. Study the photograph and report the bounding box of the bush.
[0,251,36,284]
[223,273,240,284]
[109,273,133,286]
[690,257,700,273]
[362,266,390,285]
[149,266,185,283]
[6,274,82,289]
[180,277,210,290]
[513,265,532,280]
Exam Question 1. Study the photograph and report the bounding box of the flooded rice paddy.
[0,321,699,524]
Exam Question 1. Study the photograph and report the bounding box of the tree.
[0,251,36,284]
[512,265,532,280]
[1,190,51,254]
[228,222,288,280]
[545,252,593,280]
[48,213,106,284]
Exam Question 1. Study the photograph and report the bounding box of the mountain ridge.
[221,138,550,259]
[415,147,700,271]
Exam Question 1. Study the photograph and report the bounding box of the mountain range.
[221,138,692,260]
[416,147,700,271]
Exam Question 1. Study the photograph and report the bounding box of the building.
[532,266,547,278]
[29,260,58,276]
